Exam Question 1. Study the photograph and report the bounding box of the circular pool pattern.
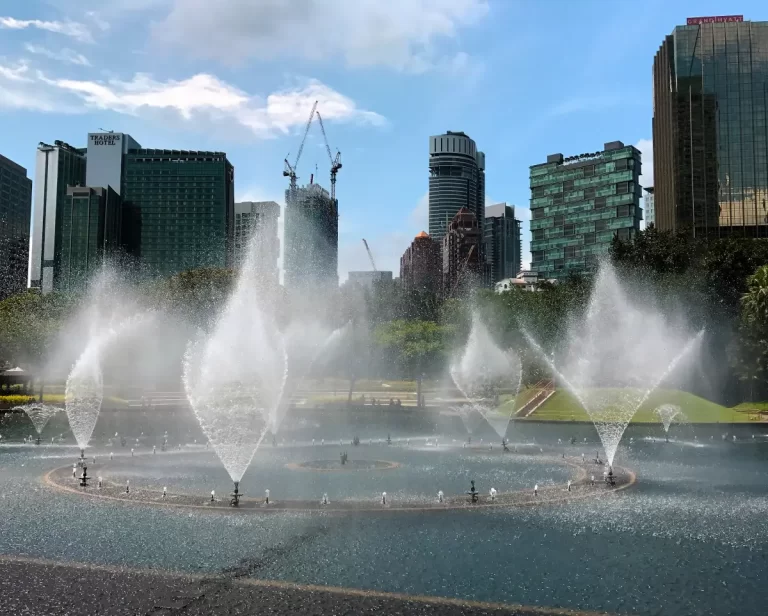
[286,459,400,471]
[43,448,635,514]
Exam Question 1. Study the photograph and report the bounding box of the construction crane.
[315,110,342,200]
[283,100,318,191]
[362,238,377,271]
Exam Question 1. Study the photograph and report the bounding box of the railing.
[515,379,555,418]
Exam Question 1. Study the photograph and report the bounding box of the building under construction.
[283,183,338,289]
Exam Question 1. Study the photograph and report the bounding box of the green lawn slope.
[526,388,754,423]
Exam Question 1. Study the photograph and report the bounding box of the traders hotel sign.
[687,15,743,25]
[90,133,121,146]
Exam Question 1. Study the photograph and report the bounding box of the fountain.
[451,311,522,441]
[524,262,703,467]
[65,310,149,460]
[656,404,686,440]
[183,227,288,495]
[13,404,58,443]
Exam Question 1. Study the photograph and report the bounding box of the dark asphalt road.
[0,557,610,616]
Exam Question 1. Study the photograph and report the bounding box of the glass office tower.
[530,141,642,279]
[653,16,768,236]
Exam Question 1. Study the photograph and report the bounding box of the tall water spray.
[65,315,149,451]
[450,312,522,439]
[183,230,287,484]
[525,262,703,466]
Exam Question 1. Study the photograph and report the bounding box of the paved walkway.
[0,555,623,616]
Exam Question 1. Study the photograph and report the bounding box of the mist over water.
[451,311,522,439]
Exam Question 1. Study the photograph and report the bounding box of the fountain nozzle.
[230,481,241,507]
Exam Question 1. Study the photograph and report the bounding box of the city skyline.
[1,1,765,282]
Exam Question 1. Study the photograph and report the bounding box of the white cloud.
[24,44,91,66]
[24,70,384,137]
[0,61,32,82]
[636,137,653,189]
[152,0,488,72]
[0,16,93,43]
[0,60,77,112]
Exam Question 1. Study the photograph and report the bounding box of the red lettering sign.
[687,15,743,25]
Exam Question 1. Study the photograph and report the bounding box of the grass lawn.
[494,387,539,416]
[527,388,755,423]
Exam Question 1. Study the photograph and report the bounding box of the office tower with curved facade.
[428,131,485,249]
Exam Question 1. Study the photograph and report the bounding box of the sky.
[0,0,763,281]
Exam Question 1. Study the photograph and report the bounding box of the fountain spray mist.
[524,262,703,466]
[183,224,288,484]
[450,311,522,439]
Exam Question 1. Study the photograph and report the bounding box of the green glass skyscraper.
[653,15,768,236]
[122,150,235,278]
[57,186,122,292]
[530,141,642,279]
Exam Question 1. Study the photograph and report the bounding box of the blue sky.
[0,0,762,281]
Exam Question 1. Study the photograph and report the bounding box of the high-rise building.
[29,140,87,293]
[122,149,235,278]
[57,186,122,292]
[284,183,338,289]
[644,187,655,227]
[653,15,768,236]
[530,141,642,279]
[442,207,482,296]
[346,271,393,290]
[484,203,522,283]
[86,132,141,196]
[428,131,485,246]
[400,231,441,293]
[234,201,280,283]
[0,154,32,299]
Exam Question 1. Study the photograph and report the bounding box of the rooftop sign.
[687,15,743,25]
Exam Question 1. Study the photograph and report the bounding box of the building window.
[582,165,595,177]
[563,224,575,236]
[594,196,607,208]
[595,219,608,232]
[564,246,576,258]
[563,179,575,191]
[554,214,565,226]
[616,182,629,194]
[614,158,628,171]
[583,232,596,245]
[616,205,630,217]
[533,229,544,240]
[554,259,564,270]
[532,208,545,220]
[532,251,544,262]
[533,186,545,197]
[584,187,596,199]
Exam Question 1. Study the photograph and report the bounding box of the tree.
[0,291,75,367]
[144,267,236,329]
[735,265,768,400]
[375,320,454,407]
